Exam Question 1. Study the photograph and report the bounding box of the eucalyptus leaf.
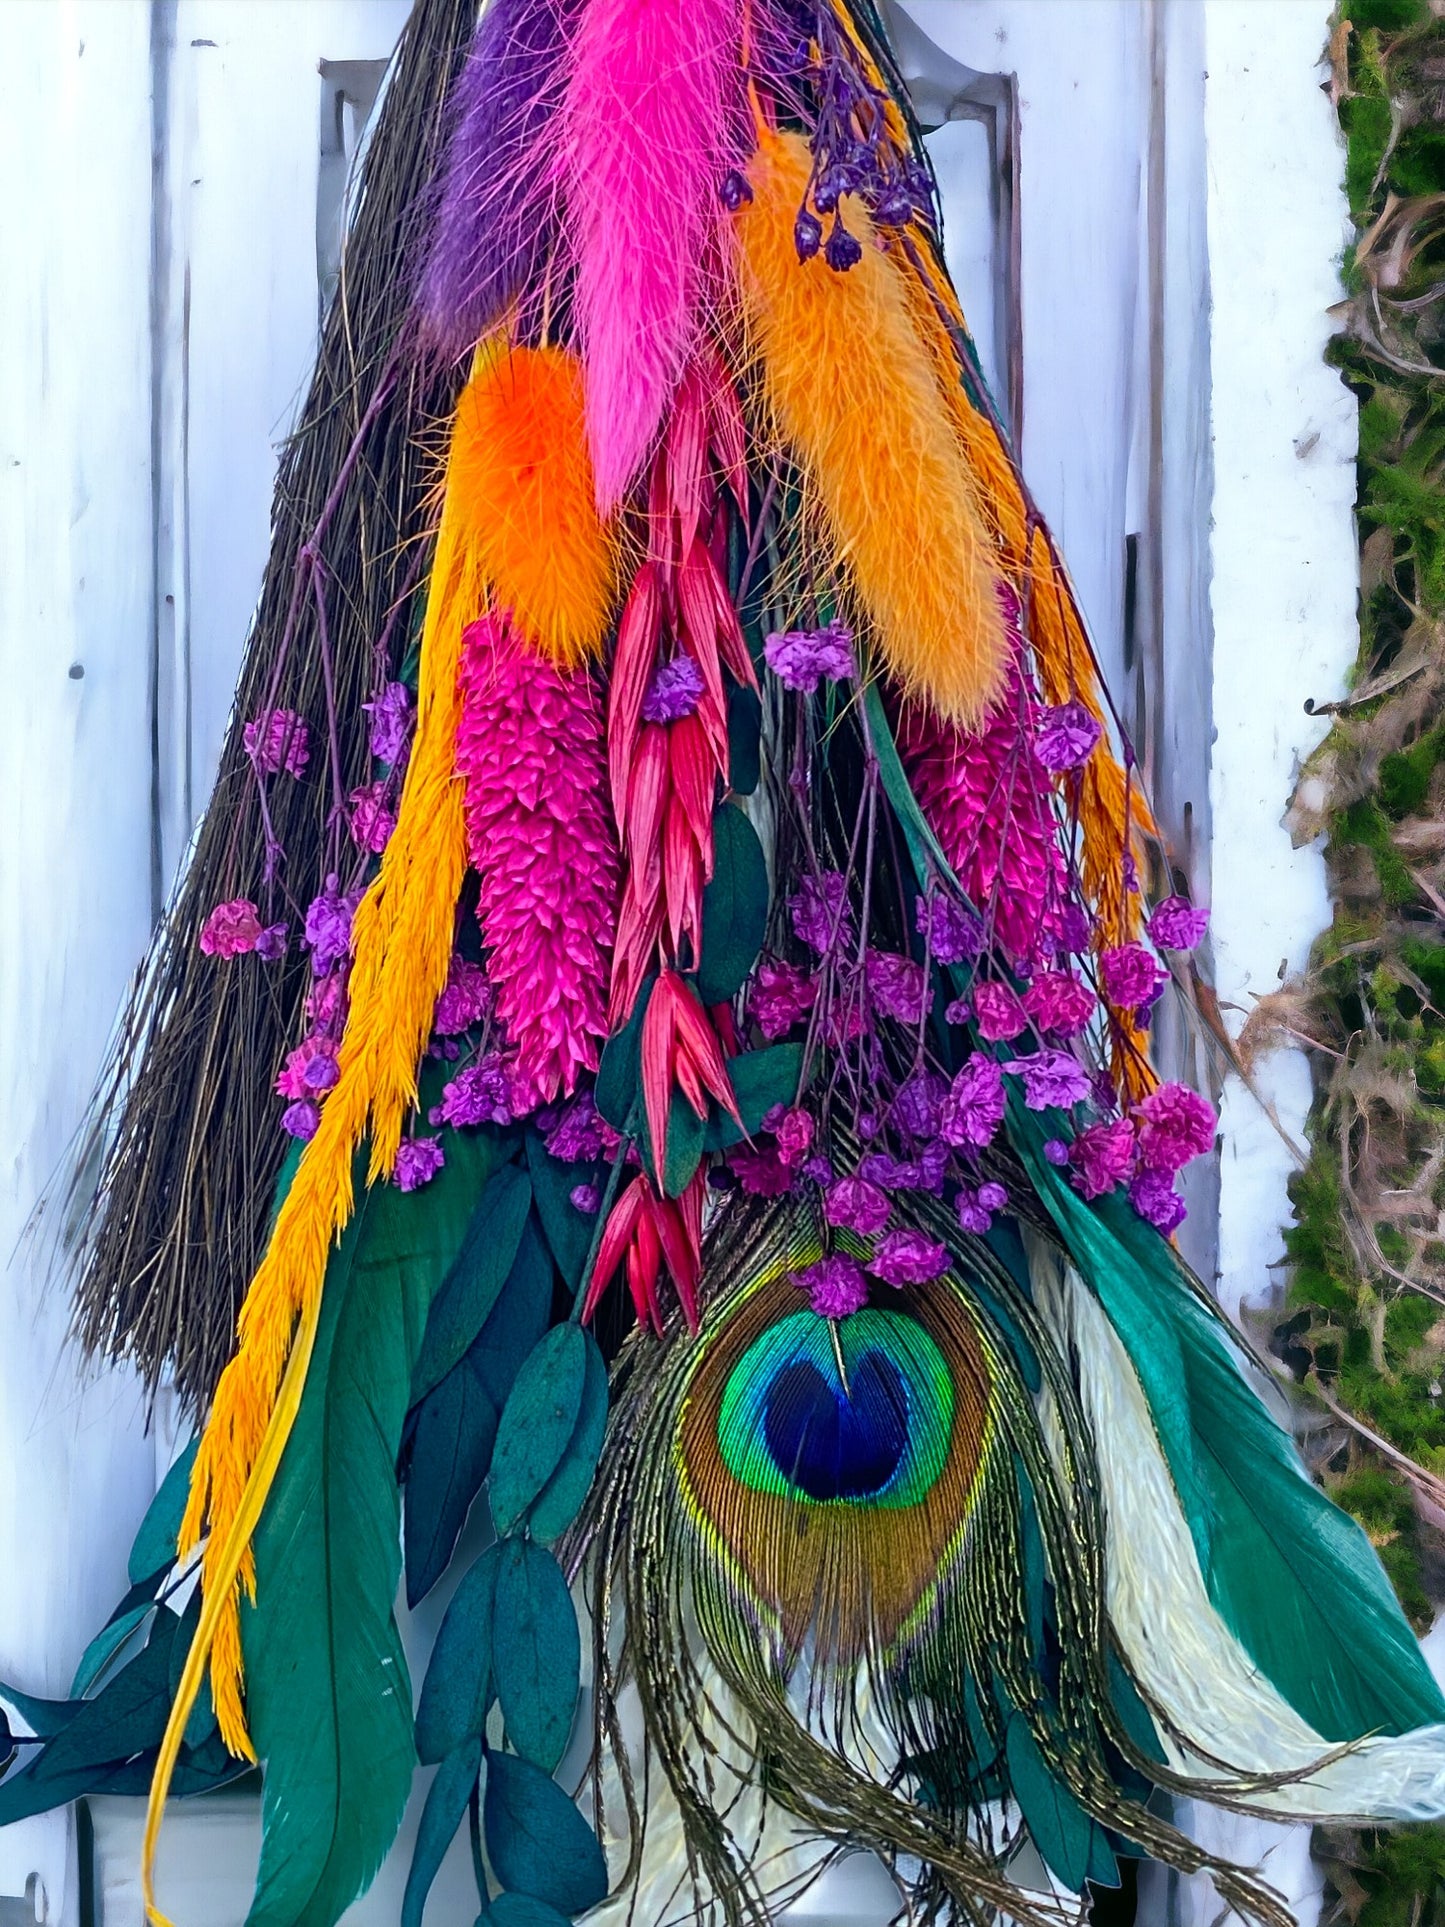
[594,977,654,1130]
[726,684,762,797]
[412,1163,533,1406]
[525,1131,598,1293]
[490,1326,587,1536]
[416,1545,501,1767]
[492,1540,580,1774]
[703,1045,805,1152]
[483,1751,608,1916]
[695,803,769,1005]
[404,1358,501,1609]
[40,1610,179,1782]
[128,1436,199,1585]
[402,1737,483,1927]
[526,1333,607,1545]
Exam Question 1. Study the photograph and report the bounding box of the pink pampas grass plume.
[457,613,619,1106]
[560,0,745,511]
[899,596,1067,965]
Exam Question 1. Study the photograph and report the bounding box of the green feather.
[243,1126,511,1927]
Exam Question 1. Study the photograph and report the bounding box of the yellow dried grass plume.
[732,127,1007,729]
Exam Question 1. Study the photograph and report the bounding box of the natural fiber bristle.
[732,127,1008,729]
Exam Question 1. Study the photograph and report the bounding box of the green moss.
[1379,726,1445,818]
[1332,796,1418,905]
[1285,1158,1358,1315]
[1343,89,1394,216]
[1348,0,1430,31]
[1402,937,1445,1008]
[1390,125,1445,199]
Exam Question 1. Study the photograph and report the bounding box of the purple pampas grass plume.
[457,614,619,1108]
[417,0,578,360]
[560,0,747,511]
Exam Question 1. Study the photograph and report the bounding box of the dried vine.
[1255,1,1445,1917]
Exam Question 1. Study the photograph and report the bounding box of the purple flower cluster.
[433,955,494,1036]
[794,1253,869,1319]
[393,1136,445,1192]
[1147,895,1209,952]
[544,1091,607,1164]
[1002,1048,1092,1112]
[365,682,413,766]
[304,876,362,976]
[244,708,310,778]
[641,654,706,724]
[432,1054,514,1128]
[748,957,817,1040]
[790,871,852,953]
[1034,702,1101,773]
[917,892,983,966]
[763,620,856,692]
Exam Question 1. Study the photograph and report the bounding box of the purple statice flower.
[244,708,310,778]
[303,1050,340,1094]
[825,1175,891,1236]
[1023,970,1095,1038]
[979,1182,1008,1212]
[769,1106,815,1167]
[794,1253,869,1319]
[348,781,396,855]
[434,956,494,1036]
[866,950,929,1025]
[801,1153,836,1185]
[1148,896,1209,952]
[304,876,361,976]
[1034,701,1101,773]
[1101,943,1168,1012]
[917,893,983,966]
[1044,1138,1072,1167]
[869,1230,949,1287]
[433,1054,514,1128]
[570,1181,602,1214]
[972,980,1028,1043]
[763,620,856,692]
[545,1092,606,1164]
[1129,1167,1187,1235]
[1069,1119,1136,1200]
[641,653,706,723]
[255,922,289,961]
[823,219,863,272]
[281,1098,320,1141]
[860,1151,920,1190]
[719,169,753,212]
[365,681,414,766]
[1049,902,1093,957]
[939,1056,1006,1149]
[956,1187,992,1235]
[728,1142,796,1197]
[394,1136,445,1192]
[892,1069,948,1141]
[747,958,817,1041]
[1135,1082,1217,1174]
[917,1141,951,1195]
[790,872,852,954]
[944,996,971,1026]
[277,1035,332,1100]
[1003,1048,1092,1112]
[199,898,262,958]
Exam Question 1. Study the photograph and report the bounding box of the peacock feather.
[6,3,1445,1926]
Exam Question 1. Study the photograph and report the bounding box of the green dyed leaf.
[525,1132,597,1293]
[661,1088,706,1198]
[402,1738,482,1927]
[243,1127,508,1927]
[128,1437,199,1585]
[493,1540,580,1774]
[0,1682,81,1739]
[726,684,762,797]
[483,1751,608,1916]
[468,1226,553,1413]
[404,1359,500,1609]
[1004,1713,1094,1894]
[490,1896,572,1927]
[696,803,769,1005]
[704,1045,805,1152]
[527,1333,607,1544]
[1086,1825,1120,1890]
[69,1602,154,1699]
[412,1163,532,1405]
[41,1610,179,1782]
[862,680,956,890]
[594,978,654,1130]
[416,1545,501,1767]
[490,1326,587,1536]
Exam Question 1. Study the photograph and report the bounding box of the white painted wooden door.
[0,3,1353,1925]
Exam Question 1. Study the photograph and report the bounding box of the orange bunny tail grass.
[449,343,622,666]
[731,127,1007,729]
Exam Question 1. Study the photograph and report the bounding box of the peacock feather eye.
[676,1264,994,1662]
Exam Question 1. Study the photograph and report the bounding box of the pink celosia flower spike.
[456,613,620,1108]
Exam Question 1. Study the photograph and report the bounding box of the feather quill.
[560,0,745,512]
[732,128,1008,728]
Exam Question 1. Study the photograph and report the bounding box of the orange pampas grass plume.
[731,127,1007,729]
[451,344,622,666]
[142,345,620,1921]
